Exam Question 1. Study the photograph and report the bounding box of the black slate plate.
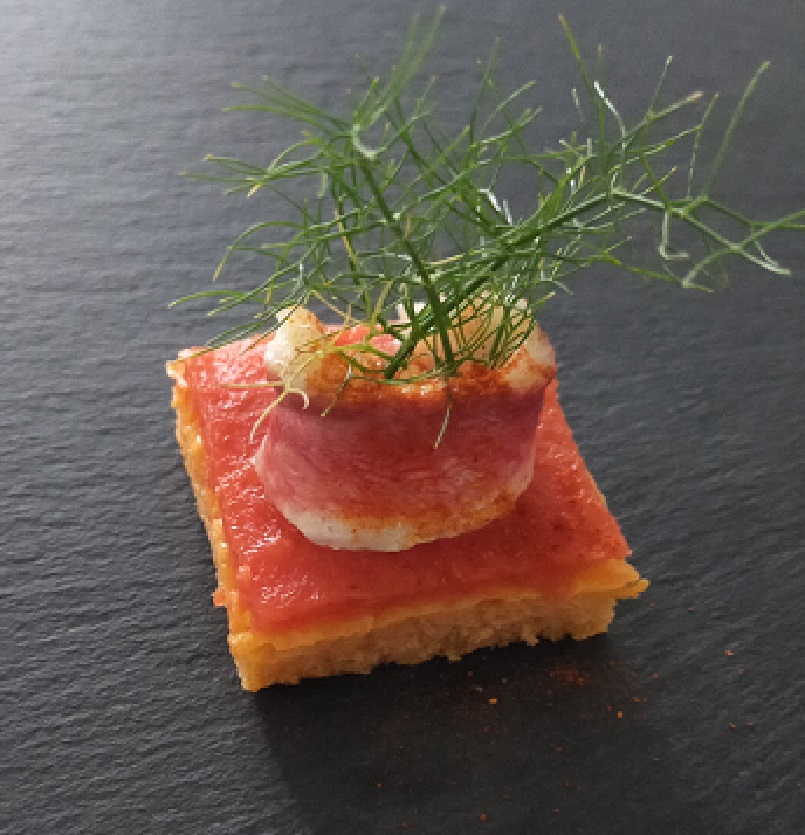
[2,2,803,833]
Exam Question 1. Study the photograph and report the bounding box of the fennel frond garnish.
[176,11,804,383]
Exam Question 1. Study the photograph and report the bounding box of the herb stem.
[356,155,456,375]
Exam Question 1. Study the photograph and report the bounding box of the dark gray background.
[2,1,803,833]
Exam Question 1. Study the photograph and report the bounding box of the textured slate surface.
[1,1,803,833]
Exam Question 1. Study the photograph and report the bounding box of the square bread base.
[169,359,647,691]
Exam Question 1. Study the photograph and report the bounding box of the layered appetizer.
[169,14,802,689]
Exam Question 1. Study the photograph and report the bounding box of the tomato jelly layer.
[180,342,629,633]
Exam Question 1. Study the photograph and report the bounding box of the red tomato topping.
[180,342,629,632]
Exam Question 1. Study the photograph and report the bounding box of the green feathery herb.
[176,11,804,383]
